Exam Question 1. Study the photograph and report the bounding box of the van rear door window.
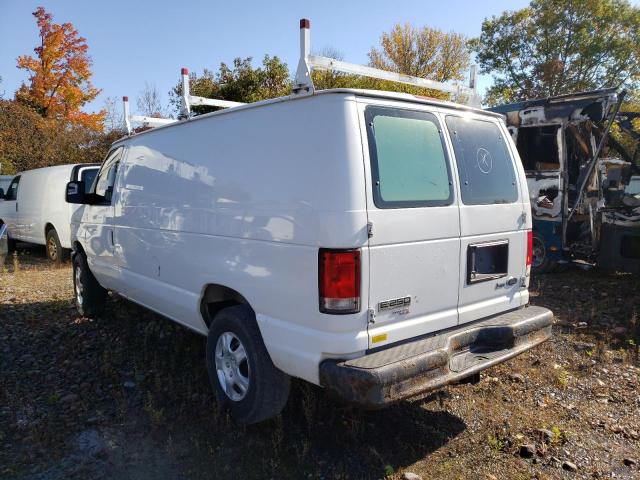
[446,116,518,205]
[365,106,453,208]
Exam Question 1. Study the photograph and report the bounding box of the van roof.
[114,89,501,145]
[16,163,100,175]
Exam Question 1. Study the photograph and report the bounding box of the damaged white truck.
[490,89,640,274]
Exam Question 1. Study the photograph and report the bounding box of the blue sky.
[0,0,556,116]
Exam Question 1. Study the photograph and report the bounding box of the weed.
[143,392,165,426]
[383,464,395,476]
[556,368,569,388]
[487,434,504,452]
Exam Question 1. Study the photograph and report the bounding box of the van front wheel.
[206,305,290,424]
[46,228,67,263]
[72,251,107,317]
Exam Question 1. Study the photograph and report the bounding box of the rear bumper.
[319,306,552,408]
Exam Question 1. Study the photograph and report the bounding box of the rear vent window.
[446,116,518,205]
[365,106,453,209]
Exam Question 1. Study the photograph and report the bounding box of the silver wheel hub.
[48,237,57,260]
[215,332,250,401]
[75,266,84,305]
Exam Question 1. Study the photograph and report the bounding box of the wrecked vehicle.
[490,89,640,274]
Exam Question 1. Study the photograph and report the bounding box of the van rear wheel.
[46,228,67,263]
[72,251,107,317]
[206,305,290,425]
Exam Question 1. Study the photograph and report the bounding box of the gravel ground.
[1,245,639,479]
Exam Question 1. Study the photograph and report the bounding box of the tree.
[136,82,166,118]
[473,0,640,105]
[0,100,117,174]
[313,23,471,100]
[169,55,291,116]
[15,7,104,130]
[369,23,470,83]
[102,96,123,132]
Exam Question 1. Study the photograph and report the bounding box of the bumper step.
[319,306,553,407]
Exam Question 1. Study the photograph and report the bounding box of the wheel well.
[71,241,85,259]
[45,223,56,236]
[200,284,251,328]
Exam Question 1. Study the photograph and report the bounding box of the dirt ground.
[1,245,639,480]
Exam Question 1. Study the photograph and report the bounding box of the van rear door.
[359,101,461,348]
[444,114,529,324]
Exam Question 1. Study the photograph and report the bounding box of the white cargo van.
[64,20,552,424]
[0,164,99,262]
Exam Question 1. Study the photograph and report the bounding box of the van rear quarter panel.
[113,94,369,383]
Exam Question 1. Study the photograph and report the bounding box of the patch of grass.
[556,368,569,389]
[383,464,395,476]
[487,434,504,452]
[143,392,166,426]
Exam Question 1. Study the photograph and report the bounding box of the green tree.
[169,55,291,116]
[473,0,640,105]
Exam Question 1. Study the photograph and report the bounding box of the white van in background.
[0,164,99,262]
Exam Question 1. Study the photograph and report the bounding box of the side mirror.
[66,181,87,204]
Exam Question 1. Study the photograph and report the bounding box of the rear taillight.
[526,230,533,266]
[319,249,361,314]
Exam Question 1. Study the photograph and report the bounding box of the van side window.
[80,168,99,194]
[365,106,453,208]
[445,116,518,205]
[94,149,122,203]
[4,176,20,201]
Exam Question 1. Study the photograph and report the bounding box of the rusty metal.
[490,89,640,271]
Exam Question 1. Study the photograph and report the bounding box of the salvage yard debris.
[491,89,640,274]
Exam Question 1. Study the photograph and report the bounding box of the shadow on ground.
[1,292,466,479]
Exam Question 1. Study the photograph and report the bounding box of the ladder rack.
[122,18,481,134]
[293,19,480,106]
[122,69,247,134]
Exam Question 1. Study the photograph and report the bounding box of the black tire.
[531,232,558,274]
[46,228,68,263]
[206,305,290,425]
[72,250,107,317]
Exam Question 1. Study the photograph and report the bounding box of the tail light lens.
[319,249,361,314]
[526,230,533,266]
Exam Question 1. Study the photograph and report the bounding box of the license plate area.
[467,240,509,284]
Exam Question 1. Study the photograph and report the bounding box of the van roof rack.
[122,18,480,134]
[292,18,480,106]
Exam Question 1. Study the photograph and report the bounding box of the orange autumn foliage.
[15,7,105,131]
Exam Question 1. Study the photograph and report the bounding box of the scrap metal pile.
[491,89,640,273]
